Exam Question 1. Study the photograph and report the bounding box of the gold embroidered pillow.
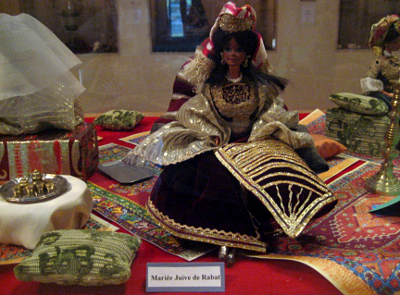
[216,139,337,239]
[329,93,389,115]
[94,110,144,131]
[14,230,141,286]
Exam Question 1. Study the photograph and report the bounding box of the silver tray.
[0,174,69,204]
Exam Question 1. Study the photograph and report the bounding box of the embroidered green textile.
[325,107,390,156]
[329,93,389,115]
[94,110,144,130]
[14,230,141,285]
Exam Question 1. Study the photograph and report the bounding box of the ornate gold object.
[365,84,400,195]
[219,14,254,33]
[0,170,68,203]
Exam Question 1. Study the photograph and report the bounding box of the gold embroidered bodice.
[210,82,259,122]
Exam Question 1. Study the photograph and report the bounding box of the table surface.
[0,115,344,295]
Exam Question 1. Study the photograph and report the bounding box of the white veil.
[0,13,85,135]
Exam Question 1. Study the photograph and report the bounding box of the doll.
[124,2,337,266]
[361,15,400,109]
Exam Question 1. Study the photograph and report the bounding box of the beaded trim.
[211,83,259,122]
[226,73,243,83]
[219,14,254,33]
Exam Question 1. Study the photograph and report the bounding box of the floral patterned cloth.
[325,107,390,157]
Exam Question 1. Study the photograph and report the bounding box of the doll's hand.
[212,136,221,146]
[382,90,394,98]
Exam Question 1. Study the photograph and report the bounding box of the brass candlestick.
[365,84,400,195]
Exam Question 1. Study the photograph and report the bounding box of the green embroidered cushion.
[14,230,141,286]
[329,92,389,115]
[94,109,144,130]
[325,107,389,157]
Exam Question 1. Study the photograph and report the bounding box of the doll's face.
[222,38,247,67]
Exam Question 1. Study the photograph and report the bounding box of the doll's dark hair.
[384,23,400,46]
[205,27,287,93]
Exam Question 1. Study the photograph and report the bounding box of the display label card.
[146,262,225,293]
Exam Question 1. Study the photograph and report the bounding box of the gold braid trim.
[246,155,331,190]
[146,198,267,252]
[215,139,338,239]
[219,14,254,33]
[178,49,215,93]
[211,83,259,122]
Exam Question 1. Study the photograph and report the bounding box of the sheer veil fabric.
[0,13,85,135]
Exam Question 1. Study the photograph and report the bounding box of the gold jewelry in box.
[219,14,254,33]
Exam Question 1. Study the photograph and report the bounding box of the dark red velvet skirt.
[147,150,337,252]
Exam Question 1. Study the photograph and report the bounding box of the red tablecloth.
[0,115,343,295]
